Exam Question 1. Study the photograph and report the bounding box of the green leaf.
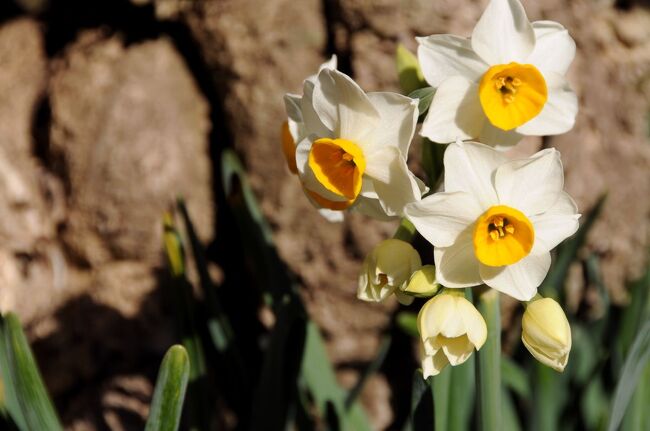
[581,378,609,431]
[145,345,190,431]
[449,346,475,431]
[396,312,419,338]
[408,370,433,431]
[621,361,650,431]
[345,335,391,409]
[162,215,211,431]
[0,313,63,431]
[220,150,371,429]
[301,322,372,431]
[396,44,426,94]
[421,140,446,191]
[502,387,522,431]
[432,366,451,431]
[501,356,531,400]
[607,319,650,431]
[531,360,569,431]
[409,87,435,122]
[475,289,501,431]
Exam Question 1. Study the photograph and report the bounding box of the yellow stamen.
[308,138,366,200]
[473,205,535,267]
[478,63,548,131]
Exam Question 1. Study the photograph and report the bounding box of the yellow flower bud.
[521,297,571,372]
[403,265,440,297]
[418,290,487,378]
[357,239,421,303]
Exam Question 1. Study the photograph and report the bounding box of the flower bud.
[403,265,440,297]
[418,290,487,378]
[357,239,421,303]
[521,297,571,372]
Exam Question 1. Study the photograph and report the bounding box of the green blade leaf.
[408,370,433,431]
[145,345,191,431]
[396,44,426,94]
[607,319,650,431]
[408,87,435,122]
[501,356,531,400]
[475,289,501,431]
[0,313,62,431]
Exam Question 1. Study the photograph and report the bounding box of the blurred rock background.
[0,0,648,429]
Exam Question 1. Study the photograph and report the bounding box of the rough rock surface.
[0,0,648,429]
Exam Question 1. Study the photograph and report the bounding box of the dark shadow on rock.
[29,287,173,430]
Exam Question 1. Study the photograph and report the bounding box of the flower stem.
[475,287,501,431]
[393,218,417,242]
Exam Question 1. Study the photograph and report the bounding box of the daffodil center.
[473,205,534,267]
[308,138,366,201]
[479,63,548,131]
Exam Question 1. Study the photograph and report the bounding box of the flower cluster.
[282,0,578,377]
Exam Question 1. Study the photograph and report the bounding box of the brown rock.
[49,32,213,267]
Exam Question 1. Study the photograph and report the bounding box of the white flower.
[357,239,422,304]
[417,0,578,149]
[522,297,571,371]
[283,56,344,222]
[404,141,580,301]
[288,67,427,220]
[418,290,487,378]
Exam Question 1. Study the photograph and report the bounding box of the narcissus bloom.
[289,67,426,220]
[405,141,580,301]
[283,56,344,222]
[418,290,487,377]
[417,0,578,149]
[522,297,571,371]
[357,239,422,304]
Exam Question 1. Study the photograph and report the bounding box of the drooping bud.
[521,297,571,372]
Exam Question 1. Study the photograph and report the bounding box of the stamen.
[342,153,354,162]
[505,225,515,234]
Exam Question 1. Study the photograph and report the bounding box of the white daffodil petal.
[471,0,535,64]
[528,21,576,76]
[434,230,483,288]
[284,93,303,124]
[420,77,485,144]
[317,208,345,223]
[366,92,418,157]
[516,73,578,136]
[365,148,423,216]
[530,192,580,249]
[353,196,397,221]
[495,148,563,215]
[313,69,379,143]
[441,335,474,366]
[478,121,524,149]
[405,191,483,248]
[479,243,551,301]
[458,301,488,349]
[301,80,333,138]
[422,350,449,378]
[444,141,505,208]
[416,35,487,87]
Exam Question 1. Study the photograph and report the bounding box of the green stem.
[475,288,501,431]
[432,366,451,431]
[393,218,417,242]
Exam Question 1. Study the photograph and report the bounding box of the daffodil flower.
[522,297,571,371]
[417,0,578,149]
[283,56,345,222]
[405,141,580,301]
[418,290,487,377]
[357,239,422,304]
[289,67,426,220]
